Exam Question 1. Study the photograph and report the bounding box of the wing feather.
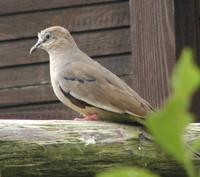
[59,61,153,117]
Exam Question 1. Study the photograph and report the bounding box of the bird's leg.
[74,114,99,121]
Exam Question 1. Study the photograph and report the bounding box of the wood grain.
[0,2,129,41]
[196,0,200,65]
[174,0,200,119]
[129,0,176,108]
[0,84,55,107]
[0,120,198,177]
[0,28,131,67]
[0,102,77,120]
[0,0,122,15]
[0,0,132,121]
[174,0,198,58]
[0,75,133,107]
[190,0,200,119]
[0,54,132,89]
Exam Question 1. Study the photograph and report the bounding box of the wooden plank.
[196,0,200,64]
[0,103,78,120]
[129,0,176,108]
[174,0,198,58]
[0,28,131,67]
[0,84,56,107]
[191,0,200,119]
[0,54,132,89]
[0,0,121,15]
[0,2,129,41]
[0,75,133,107]
[174,0,200,119]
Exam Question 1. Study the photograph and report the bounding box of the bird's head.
[30,26,77,55]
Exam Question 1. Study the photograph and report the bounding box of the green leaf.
[96,167,159,177]
[146,48,200,177]
[170,49,200,114]
[172,48,200,101]
[191,140,200,153]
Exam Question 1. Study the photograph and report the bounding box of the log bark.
[0,120,199,177]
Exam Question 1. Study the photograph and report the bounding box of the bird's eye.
[45,34,51,40]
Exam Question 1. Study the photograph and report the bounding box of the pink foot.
[74,114,99,121]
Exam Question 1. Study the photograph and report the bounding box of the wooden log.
[0,120,199,177]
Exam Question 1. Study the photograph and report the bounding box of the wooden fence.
[0,0,199,120]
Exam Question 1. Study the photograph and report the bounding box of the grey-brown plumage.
[30,26,154,124]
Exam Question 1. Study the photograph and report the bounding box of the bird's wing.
[58,61,153,117]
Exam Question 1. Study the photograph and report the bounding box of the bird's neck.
[48,43,72,55]
[48,46,80,74]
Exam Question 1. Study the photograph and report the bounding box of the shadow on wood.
[0,120,199,177]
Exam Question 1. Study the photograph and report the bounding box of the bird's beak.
[29,39,43,55]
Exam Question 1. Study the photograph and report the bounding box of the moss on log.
[0,120,199,177]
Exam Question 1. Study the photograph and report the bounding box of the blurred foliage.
[96,48,200,177]
[147,48,200,177]
[96,167,159,177]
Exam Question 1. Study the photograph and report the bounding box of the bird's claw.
[74,114,99,121]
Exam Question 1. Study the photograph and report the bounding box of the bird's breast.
[49,67,87,115]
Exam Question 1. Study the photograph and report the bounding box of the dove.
[30,26,154,125]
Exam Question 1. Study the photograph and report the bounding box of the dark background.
[0,0,199,121]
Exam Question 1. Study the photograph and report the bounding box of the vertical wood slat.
[174,0,198,58]
[191,0,200,119]
[129,0,176,108]
[174,0,200,119]
[196,0,200,65]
